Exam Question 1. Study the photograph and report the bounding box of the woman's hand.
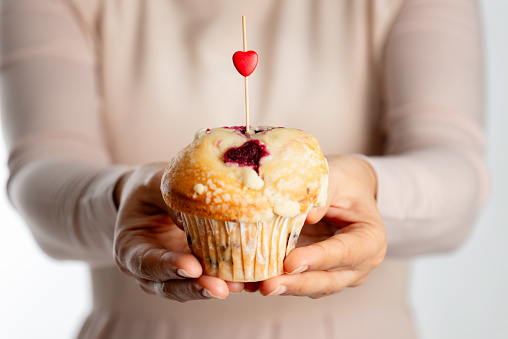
[258,155,387,298]
[113,163,243,302]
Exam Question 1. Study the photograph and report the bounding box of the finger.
[306,195,375,225]
[115,236,202,282]
[244,282,260,293]
[260,270,366,299]
[284,223,386,273]
[305,206,327,224]
[226,281,245,293]
[138,275,230,302]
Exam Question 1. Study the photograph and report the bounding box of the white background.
[1,1,507,338]
[411,1,508,338]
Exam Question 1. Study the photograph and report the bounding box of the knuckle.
[113,250,135,278]
[138,248,174,282]
[113,231,129,259]
[294,283,306,296]
[311,236,348,264]
[308,274,345,299]
[154,282,180,301]
[371,244,387,268]
[132,247,152,279]
[309,288,341,299]
[137,282,156,295]
[372,253,385,268]
[309,292,328,299]
[156,281,204,303]
[309,242,328,258]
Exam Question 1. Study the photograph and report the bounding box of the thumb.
[306,206,327,224]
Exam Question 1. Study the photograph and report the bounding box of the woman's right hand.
[113,163,242,302]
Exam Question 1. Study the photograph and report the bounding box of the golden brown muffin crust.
[161,127,328,222]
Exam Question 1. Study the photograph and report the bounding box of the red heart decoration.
[232,50,258,77]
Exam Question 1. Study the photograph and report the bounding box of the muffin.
[161,126,328,282]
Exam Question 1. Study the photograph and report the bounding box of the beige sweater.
[0,0,488,338]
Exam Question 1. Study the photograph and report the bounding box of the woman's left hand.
[257,155,387,298]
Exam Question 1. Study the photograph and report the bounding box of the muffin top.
[161,126,328,222]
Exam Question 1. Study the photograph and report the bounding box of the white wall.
[0,175,90,336]
[0,1,506,338]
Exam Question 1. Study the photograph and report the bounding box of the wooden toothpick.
[242,16,250,134]
[242,16,247,52]
[232,16,258,133]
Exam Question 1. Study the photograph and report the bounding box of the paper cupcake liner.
[181,213,307,282]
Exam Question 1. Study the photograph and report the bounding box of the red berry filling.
[223,139,269,173]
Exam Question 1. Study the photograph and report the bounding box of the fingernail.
[267,285,287,296]
[286,265,308,275]
[177,269,198,278]
[202,289,225,299]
